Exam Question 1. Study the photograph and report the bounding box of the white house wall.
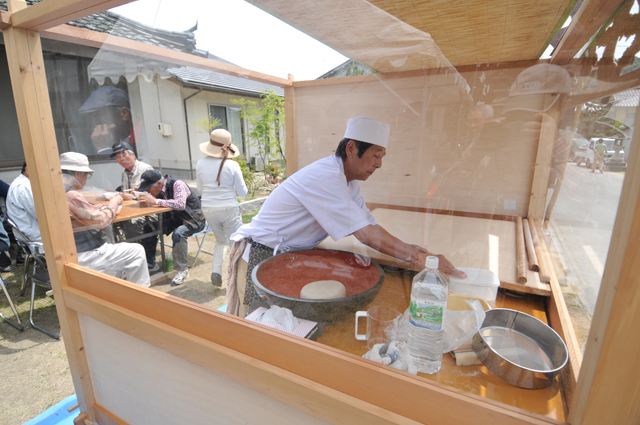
[136,77,192,177]
[181,86,267,170]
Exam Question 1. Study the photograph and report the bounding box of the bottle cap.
[425,256,439,269]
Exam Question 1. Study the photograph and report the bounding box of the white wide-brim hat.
[59,152,94,173]
[199,129,240,159]
[344,116,390,148]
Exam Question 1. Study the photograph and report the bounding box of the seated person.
[6,162,40,242]
[137,170,206,286]
[111,141,158,271]
[60,152,150,287]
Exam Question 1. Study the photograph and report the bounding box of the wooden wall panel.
[291,67,537,218]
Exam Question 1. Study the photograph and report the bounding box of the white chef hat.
[344,116,390,149]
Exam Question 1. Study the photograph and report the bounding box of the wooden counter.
[318,208,551,296]
[316,270,566,421]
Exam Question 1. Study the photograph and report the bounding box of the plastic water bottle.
[408,256,448,374]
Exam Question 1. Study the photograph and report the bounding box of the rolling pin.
[523,218,539,272]
[516,217,528,284]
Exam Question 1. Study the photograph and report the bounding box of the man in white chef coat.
[227,116,466,316]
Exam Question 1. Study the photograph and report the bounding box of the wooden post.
[569,104,640,425]
[3,0,97,421]
[285,73,297,176]
[528,100,560,219]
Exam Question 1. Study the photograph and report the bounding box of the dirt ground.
[0,233,226,425]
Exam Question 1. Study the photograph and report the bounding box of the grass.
[242,210,259,223]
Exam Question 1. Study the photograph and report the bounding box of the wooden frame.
[3,0,640,423]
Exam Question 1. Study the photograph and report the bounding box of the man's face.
[343,141,385,182]
[115,150,136,171]
[148,181,162,196]
[75,171,89,189]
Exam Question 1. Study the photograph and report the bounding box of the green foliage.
[191,115,222,133]
[232,154,256,196]
[344,61,375,77]
[231,89,286,168]
[263,162,283,184]
[578,97,623,139]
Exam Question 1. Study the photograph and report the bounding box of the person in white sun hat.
[226,116,466,316]
[196,129,248,288]
[60,152,150,287]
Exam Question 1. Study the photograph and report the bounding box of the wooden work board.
[317,208,551,296]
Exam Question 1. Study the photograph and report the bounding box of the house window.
[208,104,245,155]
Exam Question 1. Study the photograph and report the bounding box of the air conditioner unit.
[157,123,172,137]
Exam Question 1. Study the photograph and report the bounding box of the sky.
[111,0,348,81]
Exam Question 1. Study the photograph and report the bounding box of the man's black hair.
[335,138,374,161]
[21,162,27,174]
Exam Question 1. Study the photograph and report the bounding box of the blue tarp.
[23,394,79,425]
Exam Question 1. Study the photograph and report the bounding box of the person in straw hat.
[60,152,150,287]
[225,116,466,316]
[196,129,248,287]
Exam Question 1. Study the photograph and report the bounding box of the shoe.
[171,270,189,286]
[211,273,222,287]
[0,264,16,273]
[148,262,160,273]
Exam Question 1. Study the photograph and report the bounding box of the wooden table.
[81,192,172,282]
[318,208,551,296]
[315,270,566,420]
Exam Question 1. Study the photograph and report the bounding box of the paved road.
[547,161,626,314]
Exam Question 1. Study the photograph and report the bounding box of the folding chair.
[190,224,213,267]
[6,218,58,338]
[0,273,24,331]
[6,218,47,296]
[162,224,214,268]
[30,270,58,339]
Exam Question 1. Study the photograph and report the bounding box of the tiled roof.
[613,89,640,108]
[169,66,284,97]
[1,0,200,55]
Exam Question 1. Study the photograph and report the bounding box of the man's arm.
[353,224,466,278]
[67,191,121,230]
[156,180,189,210]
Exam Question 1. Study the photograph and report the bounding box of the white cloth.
[6,174,41,242]
[196,156,248,208]
[202,206,243,275]
[121,160,153,191]
[231,156,376,251]
[77,242,150,287]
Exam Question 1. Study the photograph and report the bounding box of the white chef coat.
[6,174,41,242]
[196,156,248,208]
[231,156,376,252]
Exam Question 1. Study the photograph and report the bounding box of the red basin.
[252,249,385,322]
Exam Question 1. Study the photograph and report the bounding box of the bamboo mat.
[317,208,550,296]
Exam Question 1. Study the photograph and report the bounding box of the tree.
[578,96,622,139]
[231,89,285,168]
[191,115,222,134]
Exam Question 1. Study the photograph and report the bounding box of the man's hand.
[106,193,123,214]
[434,254,467,280]
[137,193,157,205]
[121,192,135,201]
[91,124,116,150]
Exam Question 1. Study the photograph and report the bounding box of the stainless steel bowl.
[472,309,568,389]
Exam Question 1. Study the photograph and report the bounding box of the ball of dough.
[300,280,347,300]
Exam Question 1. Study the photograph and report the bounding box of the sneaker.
[211,273,222,287]
[0,264,16,273]
[171,270,189,286]
[148,262,160,273]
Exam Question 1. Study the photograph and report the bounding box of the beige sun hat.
[199,129,240,159]
[59,152,94,173]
